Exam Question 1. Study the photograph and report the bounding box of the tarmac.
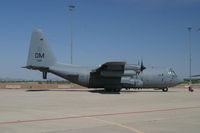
[0,88,200,133]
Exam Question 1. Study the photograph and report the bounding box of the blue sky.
[0,0,200,80]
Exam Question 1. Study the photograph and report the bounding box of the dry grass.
[0,82,86,89]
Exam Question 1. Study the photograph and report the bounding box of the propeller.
[140,60,146,72]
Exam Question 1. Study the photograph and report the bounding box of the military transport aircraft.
[24,29,183,92]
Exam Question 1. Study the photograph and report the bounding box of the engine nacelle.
[121,77,143,88]
[101,70,136,77]
[125,64,141,72]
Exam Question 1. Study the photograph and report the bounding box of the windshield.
[168,68,177,77]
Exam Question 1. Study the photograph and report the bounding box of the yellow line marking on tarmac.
[26,109,144,133]
[86,117,144,133]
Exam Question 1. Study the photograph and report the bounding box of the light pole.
[68,5,75,64]
[188,27,192,86]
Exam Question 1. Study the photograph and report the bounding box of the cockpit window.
[168,68,177,77]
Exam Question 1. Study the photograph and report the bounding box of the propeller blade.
[140,60,146,72]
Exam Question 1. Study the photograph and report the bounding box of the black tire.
[162,88,168,92]
[104,88,121,92]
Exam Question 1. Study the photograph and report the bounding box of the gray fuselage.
[48,62,183,90]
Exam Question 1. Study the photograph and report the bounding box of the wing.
[94,62,126,77]
[96,61,126,72]
[93,62,138,77]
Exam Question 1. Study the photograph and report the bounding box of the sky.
[0,0,200,80]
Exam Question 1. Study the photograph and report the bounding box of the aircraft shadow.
[26,89,177,94]
[26,89,89,92]
[89,89,121,94]
[26,89,121,94]
[89,89,177,94]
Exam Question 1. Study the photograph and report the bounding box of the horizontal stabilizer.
[23,65,49,71]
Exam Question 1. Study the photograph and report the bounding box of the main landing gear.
[162,88,168,92]
[105,88,121,92]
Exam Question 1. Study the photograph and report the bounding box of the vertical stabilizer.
[26,29,56,67]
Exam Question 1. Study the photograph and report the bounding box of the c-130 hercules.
[24,29,183,92]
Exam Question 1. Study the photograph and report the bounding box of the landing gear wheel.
[162,88,168,92]
[104,88,121,92]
